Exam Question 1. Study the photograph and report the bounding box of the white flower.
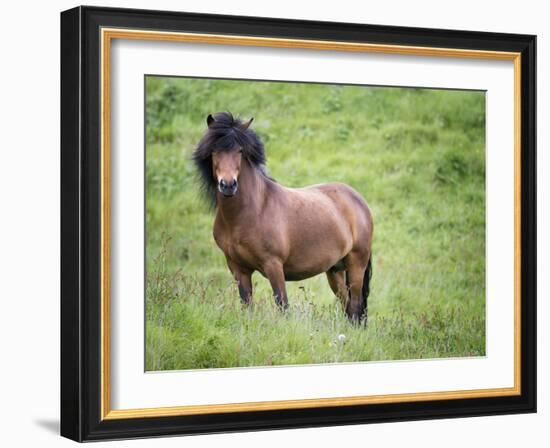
[337,334,346,343]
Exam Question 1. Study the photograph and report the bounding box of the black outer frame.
[60,5,537,442]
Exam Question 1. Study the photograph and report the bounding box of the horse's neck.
[216,161,266,224]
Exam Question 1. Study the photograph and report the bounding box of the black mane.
[193,112,269,208]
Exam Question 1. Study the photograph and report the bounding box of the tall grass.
[145,77,486,371]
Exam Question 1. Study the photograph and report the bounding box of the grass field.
[145,76,486,371]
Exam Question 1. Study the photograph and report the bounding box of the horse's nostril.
[219,179,237,193]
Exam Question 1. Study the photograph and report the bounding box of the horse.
[193,112,374,323]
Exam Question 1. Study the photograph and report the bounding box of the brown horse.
[193,112,373,322]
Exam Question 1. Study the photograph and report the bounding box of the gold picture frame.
[61,6,536,442]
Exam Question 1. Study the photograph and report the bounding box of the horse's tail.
[361,254,372,323]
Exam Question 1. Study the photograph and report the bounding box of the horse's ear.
[240,117,254,131]
[207,114,215,128]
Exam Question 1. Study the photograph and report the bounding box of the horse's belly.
[282,218,352,280]
[284,271,318,281]
[282,264,337,281]
[283,250,344,281]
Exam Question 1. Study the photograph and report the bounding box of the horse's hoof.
[347,314,367,327]
[276,301,289,312]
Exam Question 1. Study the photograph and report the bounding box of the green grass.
[145,76,486,371]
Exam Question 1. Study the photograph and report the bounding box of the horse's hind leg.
[344,251,369,323]
[326,270,348,309]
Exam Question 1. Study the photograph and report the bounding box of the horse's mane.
[193,112,271,208]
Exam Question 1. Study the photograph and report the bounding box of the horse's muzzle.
[218,178,238,197]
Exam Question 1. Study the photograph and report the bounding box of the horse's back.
[306,182,371,220]
[308,182,369,208]
[279,182,372,270]
[305,182,373,251]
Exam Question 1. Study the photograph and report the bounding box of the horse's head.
[193,112,265,205]
[209,112,252,197]
[212,149,241,197]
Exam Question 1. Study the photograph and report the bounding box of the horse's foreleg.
[263,261,289,310]
[237,272,253,305]
[227,259,253,305]
[326,270,348,309]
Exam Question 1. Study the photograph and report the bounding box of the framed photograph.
[60,6,536,442]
